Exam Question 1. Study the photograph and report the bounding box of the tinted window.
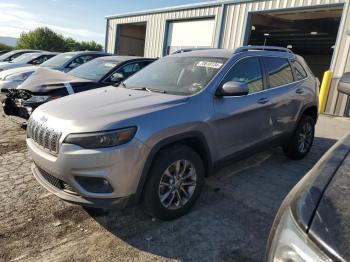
[263,57,294,88]
[224,57,263,94]
[106,61,151,83]
[292,61,308,80]
[68,55,94,68]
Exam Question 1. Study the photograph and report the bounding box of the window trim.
[217,56,267,96]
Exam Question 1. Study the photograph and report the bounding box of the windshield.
[41,53,73,68]
[11,53,40,64]
[124,56,227,95]
[0,51,18,61]
[68,59,119,81]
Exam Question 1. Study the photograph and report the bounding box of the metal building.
[105,0,350,116]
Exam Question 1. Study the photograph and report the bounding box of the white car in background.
[0,52,58,72]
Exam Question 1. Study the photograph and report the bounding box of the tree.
[16,27,103,52]
[16,27,67,52]
[0,43,13,51]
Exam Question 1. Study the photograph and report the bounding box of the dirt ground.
[1,109,350,262]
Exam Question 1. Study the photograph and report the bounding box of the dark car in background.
[3,56,155,120]
[0,52,59,72]
[266,73,350,261]
[0,49,42,62]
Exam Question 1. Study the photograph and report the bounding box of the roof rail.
[171,47,214,54]
[234,45,294,54]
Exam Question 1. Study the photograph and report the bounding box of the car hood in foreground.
[0,63,29,71]
[32,86,189,133]
[18,67,92,93]
[308,136,350,261]
[0,65,36,80]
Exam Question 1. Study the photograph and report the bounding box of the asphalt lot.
[1,110,350,262]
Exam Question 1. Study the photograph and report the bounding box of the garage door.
[166,19,215,54]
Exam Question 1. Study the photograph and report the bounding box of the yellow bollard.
[319,70,333,113]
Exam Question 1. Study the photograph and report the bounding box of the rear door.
[261,57,305,137]
[213,56,273,159]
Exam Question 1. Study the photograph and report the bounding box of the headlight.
[266,208,331,262]
[63,127,137,149]
[5,71,33,81]
[25,95,51,103]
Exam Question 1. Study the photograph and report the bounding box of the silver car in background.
[0,52,58,72]
[27,46,319,220]
[0,49,42,63]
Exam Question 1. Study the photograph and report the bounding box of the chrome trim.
[27,118,62,155]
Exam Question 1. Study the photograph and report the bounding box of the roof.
[105,0,255,19]
[63,51,110,55]
[95,55,153,62]
[171,48,234,58]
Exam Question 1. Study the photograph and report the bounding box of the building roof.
[105,0,255,19]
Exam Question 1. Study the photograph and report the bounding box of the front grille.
[27,118,61,154]
[37,166,77,195]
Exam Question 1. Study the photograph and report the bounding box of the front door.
[213,56,273,159]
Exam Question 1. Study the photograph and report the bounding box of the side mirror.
[110,72,124,83]
[216,81,249,97]
[338,72,350,96]
[69,62,80,69]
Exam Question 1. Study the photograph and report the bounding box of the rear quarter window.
[263,57,294,88]
[292,60,308,80]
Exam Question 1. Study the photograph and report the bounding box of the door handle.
[257,98,269,104]
[296,88,304,94]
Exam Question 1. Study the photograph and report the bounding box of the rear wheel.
[283,115,315,160]
[143,145,204,220]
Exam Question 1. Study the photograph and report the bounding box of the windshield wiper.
[131,87,166,94]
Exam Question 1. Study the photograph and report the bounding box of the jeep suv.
[26,46,319,220]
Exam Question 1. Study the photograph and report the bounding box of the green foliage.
[15,27,103,52]
[0,42,13,51]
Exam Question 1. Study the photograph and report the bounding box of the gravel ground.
[1,110,350,262]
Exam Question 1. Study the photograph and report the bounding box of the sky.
[0,0,211,45]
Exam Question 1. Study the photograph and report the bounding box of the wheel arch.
[133,131,213,204]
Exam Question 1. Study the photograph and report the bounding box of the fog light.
[75,176,113,193]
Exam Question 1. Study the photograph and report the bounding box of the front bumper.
[27,137,150,208]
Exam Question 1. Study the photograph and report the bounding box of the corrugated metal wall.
[106,6,221,58]
[106,0,350,116]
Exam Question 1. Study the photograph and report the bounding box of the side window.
[69,55,94,68]
[292,60,308,80]
[263,57,294,88]
[107,62,146,83]
[30,55,50,65]
[224,57,264,94]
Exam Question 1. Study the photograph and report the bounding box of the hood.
[32,86,189,133]
[0,65,37,80]
[18,67,92,92]
[308,134,350,260]
[0,63,29,71]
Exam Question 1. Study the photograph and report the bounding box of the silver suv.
[27,46,319,220]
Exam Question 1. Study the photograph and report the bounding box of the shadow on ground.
[86,136,337,262]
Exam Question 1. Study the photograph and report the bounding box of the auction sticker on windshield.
[196,61,223,69]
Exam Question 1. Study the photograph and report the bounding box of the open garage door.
[166,19,215,55]
[248,6,342,80]
[116,23,146,56]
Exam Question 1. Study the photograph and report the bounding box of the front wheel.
[283,115,315,160]
[143,145,204,220]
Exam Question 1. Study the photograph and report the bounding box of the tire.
[283,115,315,160]
[143,145,205,220]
